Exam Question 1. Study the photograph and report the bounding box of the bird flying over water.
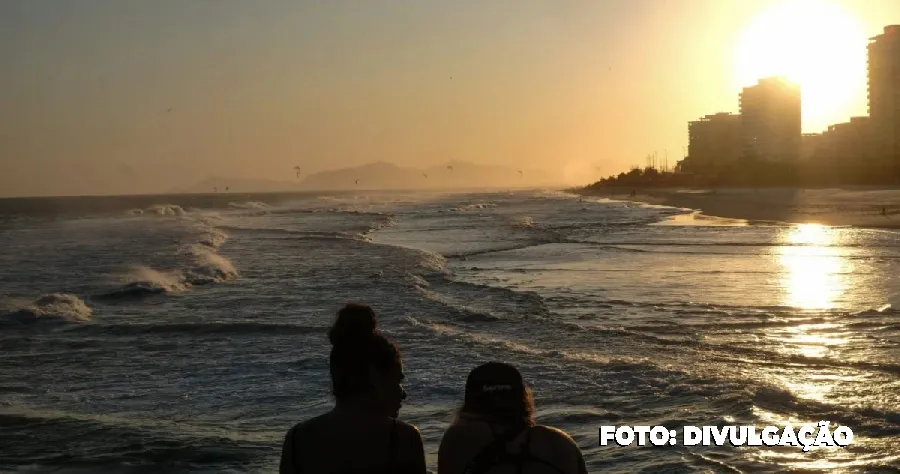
[293,166,301,178]
[517,170,523,178]
[355,179,359,185]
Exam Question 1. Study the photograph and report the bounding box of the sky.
[2,0,900,197]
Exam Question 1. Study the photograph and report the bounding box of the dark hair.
[328,303,402,398]
[458,362,535,430]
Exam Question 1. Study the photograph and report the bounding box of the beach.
[577,186,900,228]
[2,189,899,472]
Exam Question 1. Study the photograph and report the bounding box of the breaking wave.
[511,215,535,229]
[1,294,92,326]
[95,220,237,301]
[145,204,187,216]
[94,266,191,300]
[228,201,269,210]
[444,202,497,212]
[181,244,239,285]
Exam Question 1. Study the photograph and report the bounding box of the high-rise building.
[739,77,801,162]
[817,116,871,164]
[867,25,900,167]
[801,133,824,161]
[684,113,741,173]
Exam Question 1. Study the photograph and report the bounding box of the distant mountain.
[299,161,421,190]
[299,160,562,190]
[171,177,298,194]
[176,161,563,194]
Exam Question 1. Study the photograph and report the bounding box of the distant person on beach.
[438,362,588,474]
[279,303,426,474]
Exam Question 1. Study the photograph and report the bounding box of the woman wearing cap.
[438,362,588,474]
[279,303,427,474]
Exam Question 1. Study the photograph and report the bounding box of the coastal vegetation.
[579,159,900,191]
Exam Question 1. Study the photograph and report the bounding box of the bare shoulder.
[440,419,491,446]
[288,412,330,435]
[531,425,581,450]
[531,426,586,473]
[440,421,468,439]
[394,418,423,442]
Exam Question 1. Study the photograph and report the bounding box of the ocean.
[1,189,898,473]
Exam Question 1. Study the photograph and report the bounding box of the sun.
[733,0,868,133]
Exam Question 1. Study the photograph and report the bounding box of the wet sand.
[577,187,900,228]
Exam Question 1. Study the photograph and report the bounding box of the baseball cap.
[464,362,526,405]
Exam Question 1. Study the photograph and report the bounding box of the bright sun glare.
[734,0,868,132]
[778,223,848,310]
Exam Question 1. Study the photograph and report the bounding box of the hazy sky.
[2,0,899,197]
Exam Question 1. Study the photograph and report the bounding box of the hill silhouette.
[177,161,561,193]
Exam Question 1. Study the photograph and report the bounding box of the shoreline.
[575,186,900,229]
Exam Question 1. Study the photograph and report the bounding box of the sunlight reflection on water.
[777,223,850,310]
[768,225,853,409]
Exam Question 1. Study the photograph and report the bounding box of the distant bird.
[167,108,172,113]
[422,173,428,179]
[225,186,230,192]
[517,170,523,178]
[355,179,359,185]
[447,165,453,172]
[293,165,302,178]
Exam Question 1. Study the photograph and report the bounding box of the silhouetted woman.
[438,362,587,474]
[280,303,426,474]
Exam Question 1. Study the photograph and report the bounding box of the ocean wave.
[748,386,900,437]
[405,272,430,289]
[406,248,448,273]
[368,214,398,232]
[443,202,498,213]
[215,225,368,242]
[227,201,269,210]
[75,322,329,337]
[0,294,92,326]
[197,228,228,249]
[570,239,900,249]
[0,410,270,472]
[444,240,560,259]
[555,318,900,377]
[407,315,900,437]
[510,215,535,229]
[93,266,191,301]
[180,244,238,285]
[407,319,668,378]
[145,204,188,217]
[95,243,237,301]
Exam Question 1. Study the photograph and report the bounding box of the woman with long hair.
[279,303,426,474]
[438,362,587,474]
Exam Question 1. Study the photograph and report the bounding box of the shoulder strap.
[515,429,566,474]
[463,426,525,474]
[467,426,567,474]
